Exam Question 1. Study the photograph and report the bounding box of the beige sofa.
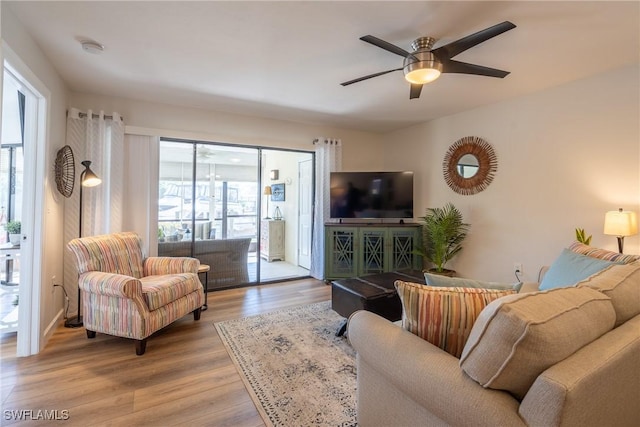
[158,238,250,290]
[348,262,640,427]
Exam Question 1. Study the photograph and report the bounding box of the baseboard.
[42,308,64,343]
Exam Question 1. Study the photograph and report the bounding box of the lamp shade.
[80,160,102,187]
[263,186,272,196]
[604,209,638,237]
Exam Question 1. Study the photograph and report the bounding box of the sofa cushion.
[424,272,522,292]
[140,273,202,311]
[394,280,516,358]
[539,248,616,290]
[577,261,640,327]
[459,286,616,400]
[569,241,640,264]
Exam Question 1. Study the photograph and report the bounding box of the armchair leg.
[86,330,96,339]
[193,307,202,321]
[135,339,147,356]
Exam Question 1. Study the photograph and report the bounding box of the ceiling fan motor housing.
[403,37,442,82]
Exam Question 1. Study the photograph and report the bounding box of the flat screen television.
[330,171,414,219]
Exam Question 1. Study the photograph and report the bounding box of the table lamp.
[604,208,638,253]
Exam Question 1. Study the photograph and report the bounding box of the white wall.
[382,64,640,283]
[68,92,386,170]
[1,5,68,349]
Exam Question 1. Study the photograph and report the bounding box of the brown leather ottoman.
[331,270,425,336]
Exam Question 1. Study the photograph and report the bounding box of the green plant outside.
[5,220,21,234]
[415,203,469,273]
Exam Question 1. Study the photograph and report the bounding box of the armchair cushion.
[140,274,202,311]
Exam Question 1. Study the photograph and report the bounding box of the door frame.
[2,42,49,356]
[297,158,313,269]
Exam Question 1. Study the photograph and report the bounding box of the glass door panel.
[260,149,313,282]
[157,140,195,242]
[157,141,259,290]
[1,73,26,335]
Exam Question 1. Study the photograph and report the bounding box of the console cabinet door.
[325,227,358,278]
[388,228,420,271]
[359,228,387,276]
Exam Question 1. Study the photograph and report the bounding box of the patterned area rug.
[215,301,357,427]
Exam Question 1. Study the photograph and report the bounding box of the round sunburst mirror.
[443,136,497,195]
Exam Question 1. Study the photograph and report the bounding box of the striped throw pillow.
[569,241,639,264]
[394,280,515,358]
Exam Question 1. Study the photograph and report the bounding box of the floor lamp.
[65,160,102,328]
[263,186,272,219]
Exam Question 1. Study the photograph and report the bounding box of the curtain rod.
[312,138,340,145]
[66,109,124,121]
[78,112,125,121]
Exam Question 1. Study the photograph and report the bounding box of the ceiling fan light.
[403,55,443,84]
[405,67,441,84]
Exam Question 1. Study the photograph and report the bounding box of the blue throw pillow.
[424,272,523,292]
[539,248,616,290]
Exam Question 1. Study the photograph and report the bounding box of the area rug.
[214,301,357,427]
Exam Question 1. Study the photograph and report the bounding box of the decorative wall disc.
[443,136,498,195]
[55,145,75,198]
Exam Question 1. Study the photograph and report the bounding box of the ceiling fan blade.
[409,84,423,99]
[341,68,403,86]
[441,60,510,78]
[360,35,413,58]
[432,21,516,60]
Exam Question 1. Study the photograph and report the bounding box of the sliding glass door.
[157,139,314,291]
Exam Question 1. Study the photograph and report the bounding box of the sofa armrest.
[519,281,540,293]
[348,311,525,427]
[143,256,200,276]
[79,271,142,298]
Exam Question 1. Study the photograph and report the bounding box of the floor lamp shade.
[604,208,638,253]
[65,160,102,328]
[263,186,272,219]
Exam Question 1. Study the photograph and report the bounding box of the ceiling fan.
[341,21,516,99]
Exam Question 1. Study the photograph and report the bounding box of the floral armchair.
[66,232,205,355]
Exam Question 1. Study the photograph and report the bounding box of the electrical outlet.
[514,263,523,274]
[51,275,57,293]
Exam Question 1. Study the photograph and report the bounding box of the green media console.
[324,223,422,280]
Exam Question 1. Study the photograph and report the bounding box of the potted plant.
[575,228,592,245]
[415,203,469,276]
[5,220,21,246]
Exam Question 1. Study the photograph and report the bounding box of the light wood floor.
[0,279,331,426]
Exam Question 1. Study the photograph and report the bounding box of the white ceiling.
[5,1,639,133]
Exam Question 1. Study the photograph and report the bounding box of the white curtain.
[123,134,160,257]
[310,137,342,279]
[63,108,124,315]
[66,108,125,236]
